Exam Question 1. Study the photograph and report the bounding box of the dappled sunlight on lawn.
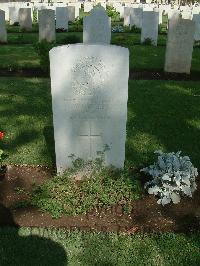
[127,80,200,169]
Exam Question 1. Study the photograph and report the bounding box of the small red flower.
[0,132,4,140]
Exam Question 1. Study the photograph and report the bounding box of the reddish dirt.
[0,165,199,234]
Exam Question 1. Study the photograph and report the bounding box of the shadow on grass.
[0,181,67,265]
[0,77,54,165]
[0,203,68,265]
[126,80,200,170]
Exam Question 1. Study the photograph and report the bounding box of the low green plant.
[69,18,83,32]
[194,40,200,47]
[60,34,81,44]
[14,187,27,195]
[158,24,163,34]
[106,5,120,22]
[22,156,142,218]
[13,22,19,26]
[32,7,38,24]
[130,25,141,34]
[56,28,67,33]
[16,34,25,43]
[142,38,153,46]
[13,199,30,209]
[74,16,83,26]
[141,150,198,206]
[34,40,56,74]
[112,25,124,33]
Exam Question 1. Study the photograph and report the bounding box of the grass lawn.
[0,45,40,69]
[1,43,200,72]
[0,228,199,266]
[127,80,200,169]
[0,77,199,170]
[7,31,83,44]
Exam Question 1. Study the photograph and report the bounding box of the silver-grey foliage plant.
[141,150,198,206]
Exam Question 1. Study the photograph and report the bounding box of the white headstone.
[69,3,80,18]
[130,8,142,28]
[141,11,159,46]
[56,7,68,30]
[193,14,200,41]
[19,8,32,31]
[100,2,106,10]
[113,3,124,18]
[168,9,180,21]
[155,7,163,24]
[49,44,129,173]
[124,7,131,26]
[165,18,195,74]
[0,3,9,21]
[181,11,192,20]
[38,9,55,42]
[0,9,7,43]
[9,6,19,25]
[83,7,111,44]
[67,6,75,22]
[84,2,93,13]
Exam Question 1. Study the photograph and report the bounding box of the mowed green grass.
[7,31,83,44]
[1,43,200,72]
[0,228,199,266]
[0,77,199,169]
[0,45,40,69]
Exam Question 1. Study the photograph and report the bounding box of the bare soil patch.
[0,165,199,233]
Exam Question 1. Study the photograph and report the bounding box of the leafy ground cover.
[0,77,199,170]
[0,227,199,266]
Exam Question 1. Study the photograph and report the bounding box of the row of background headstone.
[0,4,200,44]
[0,4,198,75]
[0,2,200,21]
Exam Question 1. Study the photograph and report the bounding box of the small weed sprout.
[68,144,110,179]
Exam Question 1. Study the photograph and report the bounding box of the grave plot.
[0,4,199,237]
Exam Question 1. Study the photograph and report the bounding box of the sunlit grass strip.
[0,227,199,266]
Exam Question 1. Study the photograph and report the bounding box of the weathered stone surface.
[49,44,129,173]
[38,9,55,42]
[83,7,111,44]
[141,11,159,46]
[130,8,142,29]
[19,8,32,31]
[67,6,75,21]
[84,2,93,13]
[0,9,7,43]
[56,7,68,30]
[165,18,195,74]
[167,9,180,21]
[9,6,19,25]
[192,14,200,41]
[124,7,131,26]
[181,11,192,20]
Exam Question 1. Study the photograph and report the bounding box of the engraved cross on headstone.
[78,120,102,160]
